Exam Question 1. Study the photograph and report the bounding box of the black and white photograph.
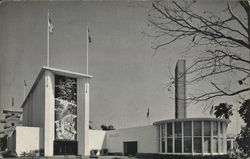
[0,0,249,159]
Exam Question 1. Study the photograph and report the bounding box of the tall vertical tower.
[175,59,186,119]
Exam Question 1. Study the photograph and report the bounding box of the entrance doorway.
[123,141,138,156]
[54,140,78,155]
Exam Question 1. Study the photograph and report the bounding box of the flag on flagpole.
[210,106,214,115]
[88,28,92,43]
[24,80,27,87]
[48,16,54,33]
[12,97,14,107]
[147,108,149,118]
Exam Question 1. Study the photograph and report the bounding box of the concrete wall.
[23,73,45,127]
[15,126,43,156]
[22,70,54,156]
[89,130,106,152]
[105,126,158,154]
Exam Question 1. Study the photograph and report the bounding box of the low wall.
[15,126,43,156]
[105,125,158,154]
[89,130,107,153]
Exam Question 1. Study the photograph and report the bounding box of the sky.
[0,0,246,134]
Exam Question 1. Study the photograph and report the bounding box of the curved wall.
[154,118,230,155]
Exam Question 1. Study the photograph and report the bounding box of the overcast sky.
[0,0,246,134]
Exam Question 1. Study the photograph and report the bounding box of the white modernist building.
[7,60,230,156]
[8,66,91,156]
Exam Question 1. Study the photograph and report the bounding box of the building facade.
[0,108,22,137]
[11,67,92,156]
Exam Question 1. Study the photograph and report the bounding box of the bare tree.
[148,0,250,102]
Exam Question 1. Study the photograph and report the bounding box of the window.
[220,138,224,153]
[204,121,211,136]
[158,126,161,152]
[174,122,182,137]
[194,137,202,153]
[184,121,191,136]
[204,138,211,153]
[162,138,165,153]
[184,121,192,153]
[184,137,192,153]
[193,121,202,153]
[161,124,165,153]
[167,123,172,137]
[219,122,223,137]
[167,123,173,153]
[227,140,231,150]
[174,122,182,153]
[213,138,218,153]
[175,138,182,153]
[213,122,218,153]
[167,138,172,153]
[194,121,202,136]
[213,122,218,136]
[161,124,165,138]
[204,121,211,153]
[219,122,224,153]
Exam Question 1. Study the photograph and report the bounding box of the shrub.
[100,148,108,155]
[107,152,123,156]
[2,150,17,158]
[90,149,98,156]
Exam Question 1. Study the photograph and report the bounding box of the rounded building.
[154,118,230,155]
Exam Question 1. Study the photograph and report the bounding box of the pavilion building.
[7,60,230,156]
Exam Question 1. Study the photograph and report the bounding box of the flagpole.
[24,80,26,100]
[148,116,150,125]
[47,9,50,67]
[86,24,89,75]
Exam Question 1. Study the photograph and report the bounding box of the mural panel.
[55,75,77,140]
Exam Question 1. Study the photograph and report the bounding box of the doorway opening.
[54,140,78,155]
[123,141,138,156]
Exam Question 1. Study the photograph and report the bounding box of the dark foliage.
[101,125,115,131]
[236,99,250,157]
[214,103,233,119]
[2,150,17,158]
[0,135,7,151]
[236,127,250,158]
[238,99,250,127]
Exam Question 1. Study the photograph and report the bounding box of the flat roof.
[153,117,230,125]
[21,66,92,108]
[42,66,92,78]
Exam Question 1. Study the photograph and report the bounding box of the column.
[165,123,167,153]
[172,122,175,153]
[211,121,213,155]
[201,120,204,155]
[77,77,90,155]
[159,124,162,153]
[181,121,184,153]
[44,70,55,156]
[191,120,194,155]
[218,122,221,154]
